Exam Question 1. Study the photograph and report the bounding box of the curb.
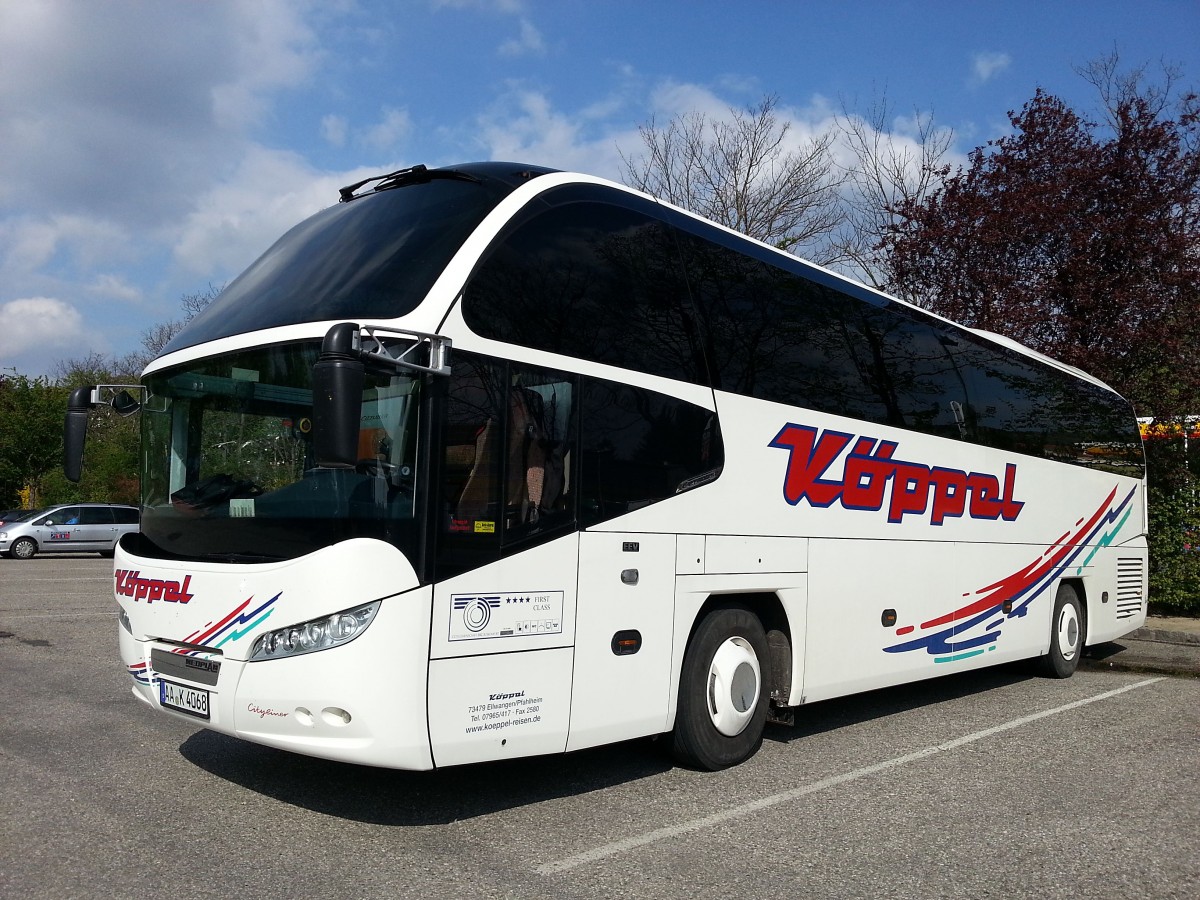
[1129,627,1200,645]
[1082,627,1200,678]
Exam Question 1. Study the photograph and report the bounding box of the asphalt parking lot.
[2,556,1198,899]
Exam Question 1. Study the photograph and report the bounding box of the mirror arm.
[62,384,148,483]
[311,323,451,469]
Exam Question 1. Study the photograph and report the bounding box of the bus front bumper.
[120,588,435,770]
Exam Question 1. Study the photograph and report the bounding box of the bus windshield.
[139,341,421,563]
[161,173,516,355]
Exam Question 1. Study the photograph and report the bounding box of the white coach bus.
[65,162,1148,771]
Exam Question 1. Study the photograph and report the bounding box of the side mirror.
[312,323,364,469]
[63,385,94,483]
[111,390,141,417]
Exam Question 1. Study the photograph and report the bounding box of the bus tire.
[1037,583,1084,678]
[672,605,770,770]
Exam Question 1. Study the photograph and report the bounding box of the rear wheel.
[1037,583,1084,678]
[672,606,770,770]
[10,537,37,560]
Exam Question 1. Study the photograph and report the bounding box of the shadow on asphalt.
[764,664,1032,746]
[180,728,676,825]
[179,665,1037,824]
[1082,640,1128,662]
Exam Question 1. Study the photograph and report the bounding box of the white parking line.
[536,677,1165,876]
[1,611,113,619]
[22,577,111,582]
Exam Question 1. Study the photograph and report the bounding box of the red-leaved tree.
[885,74,1200,420]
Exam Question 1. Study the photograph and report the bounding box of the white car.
[0,503,140,559]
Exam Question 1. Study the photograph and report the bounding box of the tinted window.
[165,177,514,354]
[112,508,140,524]
[579,377,723,527]
[672,219,1140,475]
[80,507,115,525]
[944,333,1144,476]
[439,355,505,576]
[463,187,706,385]
[676,230,965,438]
[437,355,578,579]
[436,352,722,576]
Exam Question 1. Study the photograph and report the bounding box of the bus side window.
[504,371,576,543]
[579,376,723,527]
[439,356,504,577]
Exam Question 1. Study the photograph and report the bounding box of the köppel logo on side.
[769,424,1024,525]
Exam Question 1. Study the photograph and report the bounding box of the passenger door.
[36,506,84,552]
[428,355,581,767]
[567,531,676,751]
[77,506,118,552]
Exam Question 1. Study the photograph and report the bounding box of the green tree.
[43,358,140,506]
[0,370,69,508]
[41,285,223,506]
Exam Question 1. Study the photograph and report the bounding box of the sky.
[2,0,1198,379]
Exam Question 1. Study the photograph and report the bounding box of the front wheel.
[10,537,37,560]
[672,606,770,770]
[1037,583,1084,678]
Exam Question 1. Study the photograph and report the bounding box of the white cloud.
[648,81,731,121]
[362,107,413,152]
[173,147,336,277]
[499,19,545,57]
[322,114,349,147]
[0,0,318,228]
[0,0,325,372]
[209,0,320,129]
[87,275,142,306]
[971,51,1012,85]
[0,220,60,275]
[433,0,526,12]
[0,215,135,283]
[472,80,873,185]
[0,297,88,361]
[475,87,629,179]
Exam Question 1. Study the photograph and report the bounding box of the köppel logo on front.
[769,424,1024,525]
[114,570,195,604]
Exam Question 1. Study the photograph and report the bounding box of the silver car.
[0,503,140,559]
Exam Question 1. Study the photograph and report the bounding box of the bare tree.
[128,283,225,372]
[52,284,225,383]
[833,94,954,292]
[620,94,845,264]
[1076,48,1183,129]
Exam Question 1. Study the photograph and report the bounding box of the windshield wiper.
[338,164,482,202]
[209,551,287,564]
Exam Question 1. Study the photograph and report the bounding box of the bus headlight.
[249,601,381,661]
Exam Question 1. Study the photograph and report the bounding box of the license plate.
[159,679,210,720]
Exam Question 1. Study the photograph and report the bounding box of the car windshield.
[139,341,422,563]
[4,509,43,524]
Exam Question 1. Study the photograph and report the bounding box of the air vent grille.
[1115,557,1145,619]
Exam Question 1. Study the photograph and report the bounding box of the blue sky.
[2,0,1198,378]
